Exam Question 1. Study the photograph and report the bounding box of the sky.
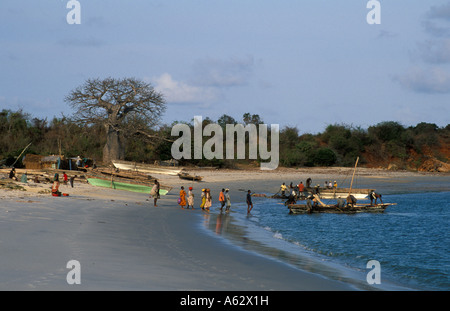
[1,0,449,134]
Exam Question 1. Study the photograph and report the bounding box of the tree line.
[0,77,448,170]
[1,108,448,170]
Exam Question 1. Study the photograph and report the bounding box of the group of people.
[178,187,232,213]
[150,181,254,214]
[280,178,339,200]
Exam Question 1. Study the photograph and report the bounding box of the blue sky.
[1,0,449,133]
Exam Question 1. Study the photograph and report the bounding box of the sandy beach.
[0,167,448,291]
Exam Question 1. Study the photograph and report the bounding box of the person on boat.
[204,189,212,211]
[280,183,288,197]
[333,181,338,188]
[312,195,319,208]
[219,188,226,212]
[314,185,320,194]
[225,189,231,212]
[187,186,194,209]
[247,190,253,214]
[369,191,383,206]
[200,189,206,209]
[328,181,333,189]
[298,181,305,196]
[336,197,346,208]
[324,181,328,188]
[306,194,315,210]
[346,194,357,208]
[306,178,312,188]
[286,192,296,205]
[179,186,187,209]
[291,187,297,199]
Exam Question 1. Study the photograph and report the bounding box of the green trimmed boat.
[85,171,172,195]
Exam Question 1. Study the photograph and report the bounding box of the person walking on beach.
[200,189,206,209]
[204,189,212,211]
[225,189,231,212]
[219,188,226,212]
[179,186,187,209]
[247,190,253,214]
[187,186,194,209]
[150,180,160,207]
[69,175,76,188]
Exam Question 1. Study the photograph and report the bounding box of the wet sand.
[0,167,447,290]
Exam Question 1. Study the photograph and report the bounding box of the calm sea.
[202,175,450,291]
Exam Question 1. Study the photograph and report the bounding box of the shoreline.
[1,168,448,290]
[0,188,354,290]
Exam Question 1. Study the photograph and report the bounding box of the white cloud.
[151,73,219,105]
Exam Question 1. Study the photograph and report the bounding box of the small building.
[23,154,62,170]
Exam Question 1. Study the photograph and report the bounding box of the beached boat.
[112,160,183,176]
[178,172,203,181]
[85,171,172,195]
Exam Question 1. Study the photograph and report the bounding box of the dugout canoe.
[288,202,396,214]
[112,160,183,176]
[85,171,172,195]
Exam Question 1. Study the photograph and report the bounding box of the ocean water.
[202,177,450,291]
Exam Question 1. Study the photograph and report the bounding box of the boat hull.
[288,203,395,214]
[86,177,170,195]
[178,173,203,181]
[113,160,182,176]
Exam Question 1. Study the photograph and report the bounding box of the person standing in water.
[225,189,231,213]
[179,186,187,209]
[219,188,226,212]
[204,189,212,211]
[187,186,194,209]
[200,189,206,209]
[246,190,253,214]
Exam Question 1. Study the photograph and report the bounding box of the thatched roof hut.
[23,154,61,170]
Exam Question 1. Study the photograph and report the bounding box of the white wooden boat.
[112,160,184,176]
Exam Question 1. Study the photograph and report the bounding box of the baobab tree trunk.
[103,125,125,164]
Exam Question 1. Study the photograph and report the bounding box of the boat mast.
[348,156,359,197]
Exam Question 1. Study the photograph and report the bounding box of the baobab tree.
[65,77,166,164]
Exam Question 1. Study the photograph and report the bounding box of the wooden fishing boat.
[85,171,172,195]
[268,187,373,200]
[269,193,290,199]
[288,202,396,214]
[112,160,183,176]
[288,157,396,215]
[308,187,373,200]
[178,172,203,181]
